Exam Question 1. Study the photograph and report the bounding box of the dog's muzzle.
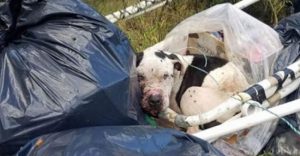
[141,89,164,117]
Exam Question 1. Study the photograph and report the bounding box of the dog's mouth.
[142,107,161,117]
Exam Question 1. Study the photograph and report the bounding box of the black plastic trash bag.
[274,13,300,104]
[274,12,300,72]
[0,0,144,154]
[262,12,300,155]
[16,126,224,156]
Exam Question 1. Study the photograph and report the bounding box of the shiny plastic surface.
[145,3,283,83]
[16,126,224,156]
[0,0,144,154]
[262,12,300,155]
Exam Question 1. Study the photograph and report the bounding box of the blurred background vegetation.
[84,0,292,52]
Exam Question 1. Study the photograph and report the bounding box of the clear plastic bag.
[145,3,283,83]
[144,3,284,155]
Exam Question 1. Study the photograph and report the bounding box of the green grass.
[117,0,207,52]
[84,0,291,52]
[244,0,290,26]
[85,0,139,15]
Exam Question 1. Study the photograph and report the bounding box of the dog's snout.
[149,94,162,107]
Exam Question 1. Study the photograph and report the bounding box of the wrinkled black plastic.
[292,0,300,13]
[0,0,145,154]
[263,13,300,155]
[274,12,300,101]
[16,126,223,156]
[264,127,300,155]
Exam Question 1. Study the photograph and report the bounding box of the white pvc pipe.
[181,93,251,125]
[105,0,168,23]
[193,99,300,142]
[127,1,168,20]
[105,0,156,23]
[105,0,260,23]
[276,78,300,99]
[241,78,300,116]
[176,60,300,127]
[234,0,260,9]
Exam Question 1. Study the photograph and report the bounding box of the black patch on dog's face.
[175,55,228,107]
[155,51,179,60]
[155,51,166,59]
[167,54,179,60]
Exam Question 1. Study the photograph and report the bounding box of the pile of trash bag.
[0,0,145,154]
[0,0,223,155]
[2,0,300,155]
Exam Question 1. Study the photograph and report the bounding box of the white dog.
[136,50,249,132]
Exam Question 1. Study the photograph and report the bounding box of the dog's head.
[136,50,183,117]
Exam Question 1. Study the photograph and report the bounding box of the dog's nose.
[149,94,162,107]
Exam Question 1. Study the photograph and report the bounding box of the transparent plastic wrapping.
[144,3,284,155]
[145,3,283,83]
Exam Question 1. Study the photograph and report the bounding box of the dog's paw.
[186,126,200,134]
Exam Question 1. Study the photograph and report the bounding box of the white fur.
[181,62,249,133]
[137,50,249,132]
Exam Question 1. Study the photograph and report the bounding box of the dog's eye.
[137,74,145,81]
[163,73,169,80]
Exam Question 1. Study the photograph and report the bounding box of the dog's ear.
[174,62,182,71]
[167,53,184,75]
[136,52,144,67]
[170,54,187,76]
[174,61,186,76]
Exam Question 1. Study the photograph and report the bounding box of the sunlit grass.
[84,0,290,51]
[85,0,139,15]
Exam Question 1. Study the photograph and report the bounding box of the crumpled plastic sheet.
[0,0,145,155]
[16,126,224,156]
[144,3,282,83]
[261,12,300,155]
[142,3,283,156]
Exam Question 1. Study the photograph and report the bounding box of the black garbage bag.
[273,12,300,103]
[0,0,145,155]
[274,13,300,107]
[16,126,224,156]
[263,12,300,155]
[274,12,300,71]
[291,0,300,13]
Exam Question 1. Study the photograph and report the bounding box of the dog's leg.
[180,87,239,133]
[180,87,230,116]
